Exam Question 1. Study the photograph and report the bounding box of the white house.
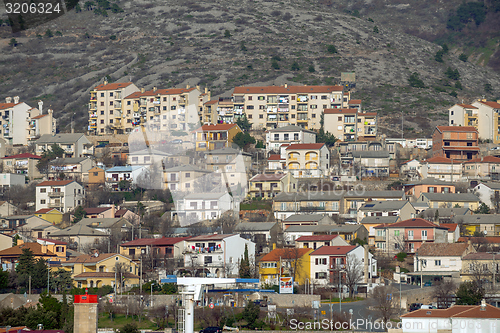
[400,159,423,180]
[357,201,416,224]
[266,125,317,153]
[104,165,149,190]
[400,303,500,333]
[173,192,237,226]
[183,234,255,277]
[36,180,85,213]
[309,245,377,287]
[472,182,500,209]
[0,173,25,190]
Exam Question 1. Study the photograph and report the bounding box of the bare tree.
[434,280,457,309]
[114,261,132,293]
[491,191,500,213]
[371,285,396,323]
[280,247,306,284]
[343,254,364,298]
[150,305,169,329]
[466,260,491,291]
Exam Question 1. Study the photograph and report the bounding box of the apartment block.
[265,125,317,153]
[449,100,500,143]
[35,133,92,158]
[285,143,330,178]
[201,98,239,125]
[432,126,479,161]
[323,108,377,142]
[36,180,85,213]
[231,84,348,130]
[193,124,242,151]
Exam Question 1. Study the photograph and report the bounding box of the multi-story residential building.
[273,192,344,220]
[343,190,406,220]
[193,124,242,151]
[231,84,347,130]
[204,147,251,193]
[461,252,500,284]
[286,143,330,178]
[309,245,377,287]
[351,150,390,178]
[35,133,93,158]
[417,192,480,210]
[119,236,190,261]
[462,156,500,180]
[248,173,297,199]
[451,214,500,236]
[0,242,61,271]
[282,214,336,231]
[413,243,472,286]
[163,164,211,192]
[1,153,42,180]
[48,157,95,182]
[324,108,377,142]
[0,98,56,145]
[200,98,239,125]
[357,200,416,224]
[449,100,500,143]
[87,166,105,190]
[123,86,208,134]
[265,125,317,153]
[62,252,139,289]
[432,126,479,161]
[104,165,148,190]
[374,218,448,253]
[234,222,279,254]
[337,140,398,167]
[295,234,347,249]
[128,148,171,166]
[35,180,85,213]
[183,234,255,277]
[259,247,313,286]
[403,178,455,199]
[88,81,140,135]
[0,173,25,191]
[172,192,238,225]
[267,154,286,171]
[421,157,462,181]
[472,182,500,209]
[360,216,401,247]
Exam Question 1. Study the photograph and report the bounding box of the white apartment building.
[36,180,85,213]
[231,84,348,130]
[173,192,238,226]
[265,125,317,153]
[183,234,255,277]
[449,100,500,143]
[286,143,330,178]
[323,108,377,142]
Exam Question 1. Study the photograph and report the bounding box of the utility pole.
[47,261,50,294]
[401,111,404,139]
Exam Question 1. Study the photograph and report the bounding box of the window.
[40,188,46,193]
[422,230,428,239]
[110,101,113,106]
[100,110,104,115]
[185,173,191,178]
[394,230,400,237]
[451,111,454,115]
[248,114,252,119]
[281,203,286,211]
[294,133,299,140]
[248,96,253,101]
[100,93,104,97]
[435,260,441,266]
[312,114,316,118]
[185,183,190,188]
[110,92,114,97]
[127,101,131,105]
[171,106,176,110]
[332,202,339,211]
[41,199,46,204]
[258,96,265,100]
[315,272,327,279]
[284,134,289,140]
[247,105,254,109]
[204,256,212,264]
[259,114,263,119]
[311,105,317,109]
[100,102,104,106]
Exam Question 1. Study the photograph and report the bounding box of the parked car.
[490,147,500,151]
[409,303,422,311]
[253,299,267,307]
[169,139,183,144]
[200,327,222,333]
[420,304,436,310]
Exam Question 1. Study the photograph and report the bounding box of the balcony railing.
[48,202,63,208]
[48,191,64,198]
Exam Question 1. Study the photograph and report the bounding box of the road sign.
[209,302,214,309]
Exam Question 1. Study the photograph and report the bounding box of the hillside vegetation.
[0,0,499,137]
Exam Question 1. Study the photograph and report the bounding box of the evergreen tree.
[316,112,337,147]
[236,114,252,131]
[32,258,48,290]
[72,206,87,223]
[37,144,65,173]
[456,281,484,305]
[15,248,36,288]
[239,244,251,278]
[0,267,8,289]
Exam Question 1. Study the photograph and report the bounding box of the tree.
[326,44,337,54]
[224,30,231,38]
[371,285,395,323]
[343,254,364,298]
[434,280,456,308]
[239,244,251,278]
[37,144,65,173]
[72,206,87,223]
[459,53,468,62]
[308,64,315,72]
[435,50,444,62]
[232,132,256,149]
[456,281,484,305]
[445,67,460,80]
[51,269,73,293]
[120,323,139,333]
[0,267,8,289]
[408,72,425,88]
[16,248,36,288]
[291,62,300,71]
[484,83,493,94]
[9,38,18,47]
[236,114,252,131]
[317,112,337,147]
[373,26,379,33]
[241,301,260,329]
[45,29,54,38]
[474,203,490,214]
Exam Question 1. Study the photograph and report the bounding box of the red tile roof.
[348,99,361,104]
[74,272,138,279]
[464,156,500,163]
[36,180,75,187]
[295,235,339,242]
[0,242,56,257]
[424,156,454,164]
[35,208,54,214]
[442,146,480,151]
[375,218,445,229]
[260,248,312,261]
[124,88,196,99]
[362,112,377,116]
[2,153,41,159]
[120,238,156,247]
[436,126,478,133]
[452,304,500,318]
[401,305,475,318]
[324,108,357,114]
[194,124,239,131]
[115,209,129,217]
[233,85,343,94]
[32,114,48,119]
[267,154,285,161]
[95,82,133,91]
[458,236,500,244]
[84,207,112,215]
[204,100,218,105]
[477,101,500,109]
[0,103,19,110]
[416,242,469,256]
[286,143,325,150]
[250,173,286,182]
[65,252,122,264]
[153,236,191,246]
[441,223,458,232]
[457,104,477,109]
[187,234,236,241]
[310,245,357,256]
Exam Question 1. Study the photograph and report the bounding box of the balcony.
[374,235,386,242]
[48,191,64,198]
[48,202,63,208]
[297,96,308,103]
[89,113,97,119]
[299,206,326,212]
[179,97,187,104]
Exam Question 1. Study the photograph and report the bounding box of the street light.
[151,282,155,308]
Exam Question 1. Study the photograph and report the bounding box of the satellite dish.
[484,230,488,235]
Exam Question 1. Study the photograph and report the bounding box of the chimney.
[41,244,47,254]
[284,83,288,88]
[186,84,190,89]
[480,299,486,310]
[5,97,12,103]
[205,87,208,94]
[141,88,145,93]
[38,100,43,114]
[196,85,200,91]
[153,86,157,92]
[104,80,108,85]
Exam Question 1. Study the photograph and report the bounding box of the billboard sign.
[279,277,293,294]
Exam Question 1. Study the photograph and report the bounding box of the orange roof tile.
[233,85,343,94]
[401,305,475,318]
[348,99,361,104]
[36,180,75,187]
[65,252,122,264]
[424,157,454,164]
[435,126,478,133]
[441,223,458,232]
[464,156,500,163]
[478,101,500,109]
[2,153,41,159]
[194,124,240,132]
[124,87,196,99]
[260,248,312,261]
[267,154,284,161]
[95,82,133,91]
[0,103,19,110]
[286,143,325,150]
[324,108,357,114]
[457,104,478,109]
[32,114,48,119]
[204,100,218,105]
[0,242,56,257]
[452,304,500,318]
[310,245,357,256]
[362,112,377,116]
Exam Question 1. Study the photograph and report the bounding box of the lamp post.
[398,266,402,316]
[151,282,155,308]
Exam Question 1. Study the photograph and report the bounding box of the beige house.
[421,156,462,182]
[357,200,416,224]
[323,108,377,142]
[286,143,330,178]
[231,84,348,130]
[35,133,92,158]
[461,252,500,283]
[273,192,344,220]
[193,123,242,151]
[462,156,500,180]
[265,125,317,153]
[48,157,95,182]
[450,100,500,143]
[418,192,480,211]
[1,153,42,180]
[163,164,211,192]
[29,110,57,140]
[248,173,297,198]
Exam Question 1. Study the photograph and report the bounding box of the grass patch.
[321,297,364,303]
[240,200,272,211]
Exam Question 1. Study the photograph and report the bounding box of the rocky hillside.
[0,0,499,137]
